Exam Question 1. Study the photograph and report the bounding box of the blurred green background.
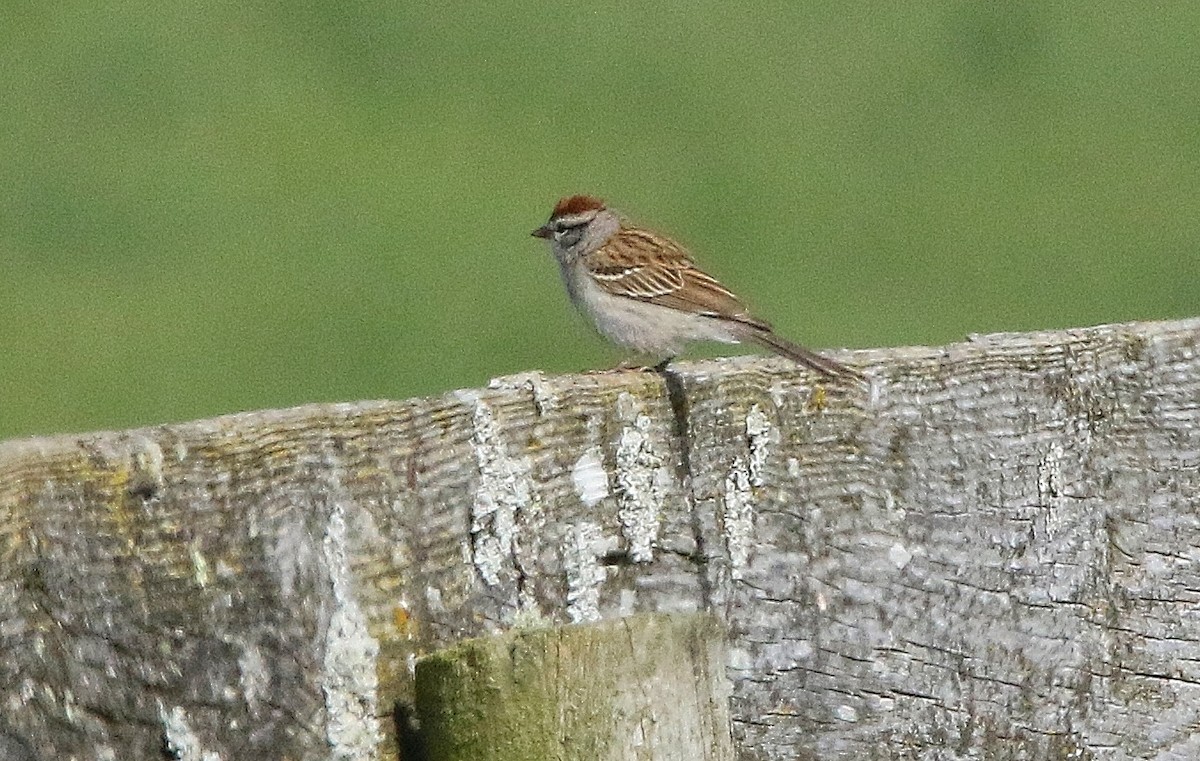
[2,2,1197,439]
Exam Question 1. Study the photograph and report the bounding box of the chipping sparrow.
[532,195,861,379]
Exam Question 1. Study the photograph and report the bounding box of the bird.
[531,194,861,380]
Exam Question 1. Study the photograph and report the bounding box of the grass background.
[2,2,1197,439]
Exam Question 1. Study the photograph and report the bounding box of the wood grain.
[1,317,1197,760]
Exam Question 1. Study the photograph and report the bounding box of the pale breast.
[561,261,740,356]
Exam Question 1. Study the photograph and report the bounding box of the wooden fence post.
[414,613,733,761]
[1,317,1197,760]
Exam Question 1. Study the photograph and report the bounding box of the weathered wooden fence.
[2,317,1198,760]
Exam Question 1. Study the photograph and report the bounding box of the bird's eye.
[556,223,584,247]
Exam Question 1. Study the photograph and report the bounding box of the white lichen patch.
[723,461,755,580]
[463,393,536,585]
[615,406,669,562]
[424,585,445,613]
[745,404,773,488]
[322,499,382,759]
[867,374,883,406]
[888,542,912,570]
[835,704,859,722]
[237,639,269,717]
[127,435,165,498]
[1032,441,1070,542]
[572,448,610,508]
[618,588,637,617]
[563,521,608,623]
[727,646,755,671]
[488,370,558,415]
[758,639,815,671]
[1032,439,1070,540]
[189,540,210,588]
[159,704,222,761]
[262,511,318,599]
[768,379,790,409]
[1038,442,1064,504]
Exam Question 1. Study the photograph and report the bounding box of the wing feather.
[584,228,768,329]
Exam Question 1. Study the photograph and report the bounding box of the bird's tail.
[744,327,864,382]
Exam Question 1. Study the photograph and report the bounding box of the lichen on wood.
[1,317,1198,760]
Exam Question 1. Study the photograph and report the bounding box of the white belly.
[561,262,740,357]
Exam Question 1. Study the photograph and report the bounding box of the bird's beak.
[531,224,554,239]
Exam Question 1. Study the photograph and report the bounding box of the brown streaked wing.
[586,227,760,324]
